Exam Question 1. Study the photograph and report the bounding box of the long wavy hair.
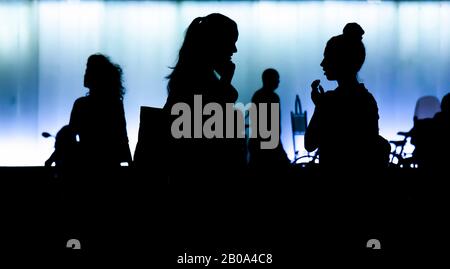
[84,54,125,100]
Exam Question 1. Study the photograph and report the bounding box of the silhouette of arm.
[215,60,235,85]
[208,75,238,104]
[305,81,324,152]
[368,94,380,136]
[45,151,56,167]
[305,107,320,152]
[69,98,83,134]
[218,82,238,103]
[215,60,238,103]
[410,117,419,146]
[118,102,132,165]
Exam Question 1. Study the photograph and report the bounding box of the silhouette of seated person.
[248,68,290,176]
[163,14,245,182]
[411,93,450,171]
[69,54,132,171]
[45,125,80,176]
[305,23,388,173]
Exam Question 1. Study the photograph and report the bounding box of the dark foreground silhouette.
[23,18,449,265]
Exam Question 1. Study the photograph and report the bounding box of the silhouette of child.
[305,23,385,172]
[69,54,132,168]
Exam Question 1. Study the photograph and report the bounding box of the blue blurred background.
[0,0,449,166]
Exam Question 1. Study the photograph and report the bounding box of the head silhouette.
[55,125,77,151]
[262,68,280,91]
[321,23,366,81]
[168,13,238,92]
[84,54,125,100]
[441,93,450,114]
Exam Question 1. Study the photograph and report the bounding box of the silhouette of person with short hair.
[163,13,245,182]
[69,54,132,168]
[249,68,290,176]
[305,23,387,172]
[253,68,280,104]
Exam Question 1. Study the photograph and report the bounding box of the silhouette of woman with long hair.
[305,23,386,172]
[69,54,132,169]
[164,13,244,182]
[62,54,132,245]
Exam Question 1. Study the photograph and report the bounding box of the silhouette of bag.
[133,106,169,178]
[291,94,308,160]
[291,95,307,135]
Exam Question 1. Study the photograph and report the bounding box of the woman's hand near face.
[215,60,235,85]
[311,79,325,106]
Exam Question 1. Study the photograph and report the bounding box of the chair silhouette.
[133,106,168,179]
[291,94,314,164]
[390,96,441,167]
[414,96,441,120]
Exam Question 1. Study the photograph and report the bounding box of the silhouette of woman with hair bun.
[305,23,388,172]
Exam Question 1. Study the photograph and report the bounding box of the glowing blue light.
[0,1,449,166]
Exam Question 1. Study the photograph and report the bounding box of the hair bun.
[343,23,364,40]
